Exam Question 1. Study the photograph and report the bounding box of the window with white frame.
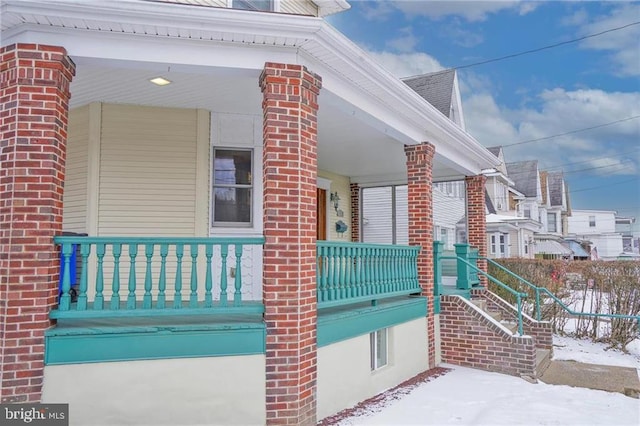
[231,0,272,11]
[212,148,253,226]
[490,233,508,257]
[370,328,388,370]
[547,212,557,233]
[499,234,507,256]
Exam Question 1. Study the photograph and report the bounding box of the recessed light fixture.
[149,77,172,86]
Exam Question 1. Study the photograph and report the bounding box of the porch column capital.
[404,141,436,369]
[0,43,75,403]
[260,62,321,426]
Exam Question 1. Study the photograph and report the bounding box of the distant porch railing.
[316,241,422,308]
[53,236,265,319]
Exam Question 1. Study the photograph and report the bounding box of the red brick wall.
[405,142,435,369]
[473,289,553,351]
[465,175,487,285]
[260,62,321,426]
[440,295,536,377]
[0,44,75,402]
[350,183,360,242]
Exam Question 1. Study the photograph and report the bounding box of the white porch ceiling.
[70,58,459,184]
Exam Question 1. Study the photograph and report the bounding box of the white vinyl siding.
[98,104,198,236]
[280,0,318,16]
[63,106,89,233]
[362,186,393,244]
[362,184,463,246]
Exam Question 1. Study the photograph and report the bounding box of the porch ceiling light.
[149,77,172,86]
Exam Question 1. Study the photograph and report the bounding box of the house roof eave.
[2,0,498,175]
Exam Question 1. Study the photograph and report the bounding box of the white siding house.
[568,210,624,260]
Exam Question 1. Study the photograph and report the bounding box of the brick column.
[260,62,321,425]
[405,142,436,369]
[350,183,360,242]
[465,175,487,285]
[0,44,75,402]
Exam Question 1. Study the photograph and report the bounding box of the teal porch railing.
[434,242,527,335]
[53,236,265,319]
[483,257,640,331]
[316,241,422,308]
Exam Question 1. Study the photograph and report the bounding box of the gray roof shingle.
[506,160,539,197]
[487,146,502,157]
[547,171,564,207]
[402,69,455,118]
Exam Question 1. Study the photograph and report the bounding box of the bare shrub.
[487,259,640,350]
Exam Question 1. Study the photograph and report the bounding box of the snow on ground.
[335,336,640,426]
[553,334,640,371]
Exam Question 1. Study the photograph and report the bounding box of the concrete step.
[471,299,487,311]
[500,321,518,334]
[487,310,502,322]
[540,359,640,398]
[536,348,552,377]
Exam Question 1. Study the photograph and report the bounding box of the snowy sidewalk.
[330,337,640,425]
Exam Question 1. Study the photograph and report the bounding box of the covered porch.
[1,1,498,423]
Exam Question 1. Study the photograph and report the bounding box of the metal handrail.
[483,257,640,331]
[456,256,527,335]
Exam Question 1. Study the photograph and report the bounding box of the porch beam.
[405,142,436,369]
[0,43,75,402]
[260,62,322,426]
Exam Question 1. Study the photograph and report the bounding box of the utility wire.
[403,20,640,80]
[454,20,640,70]
[569,177,640,194]
[543,148,640,170]
[502,115,640,148]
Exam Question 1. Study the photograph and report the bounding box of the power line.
[562,162,635,175]
[454,20,640,70]
[543,148,640,170]
[570,177,640,194]
[501,115,640,148]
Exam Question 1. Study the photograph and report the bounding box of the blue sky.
[328,0,640,227]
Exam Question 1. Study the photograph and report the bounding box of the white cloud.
[358,1,396,21]
[464,87,640,176]
[363,48,639,179]
[442,18,485,47]
[385,27,420,52]
[365,50,445,78]
[568,3,640,76]
[390,0,538,22]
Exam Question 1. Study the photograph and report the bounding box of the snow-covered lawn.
[334,336,640,425]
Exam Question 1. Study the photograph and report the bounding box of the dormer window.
[232,0,272,11]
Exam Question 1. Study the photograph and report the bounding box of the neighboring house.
[403,69,466,129]
[568,210,624,260]
[362,70,469,251]
[360,184,464,251]
[616,216,639,255]
[2,1,511,425]
[479,148,540,259]
[545,171,570,236]
[506,160,544,223]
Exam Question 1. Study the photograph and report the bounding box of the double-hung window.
[212,148,253,226]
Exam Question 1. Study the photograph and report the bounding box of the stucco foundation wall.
[42,355,265,425]
[317,317,428,420]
